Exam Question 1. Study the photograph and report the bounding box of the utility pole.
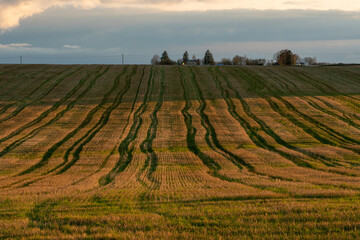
[122,54,124,65]
[20,56,22,64]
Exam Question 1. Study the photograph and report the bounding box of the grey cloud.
[0,0,202,29]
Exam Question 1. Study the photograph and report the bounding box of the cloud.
[0,0,190,29]
[1,0,360,29]
[63,44,81,49]
[0,0,100,29]
[0,43,32,49]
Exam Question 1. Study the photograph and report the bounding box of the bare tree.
[151,54,160,65]
[304,57,317,65]
[246,58,266,66]
[293,54,300,65]
[221,58,232,65]
[232,55,246,66]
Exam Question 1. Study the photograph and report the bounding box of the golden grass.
[1,64,360,238]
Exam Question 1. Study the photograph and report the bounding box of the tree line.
[151,49,318,66]
[151,50,215,65]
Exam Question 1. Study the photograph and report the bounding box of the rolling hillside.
[1,64,360,239]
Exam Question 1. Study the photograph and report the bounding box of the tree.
[273,49,300,66]
[246,58,266,66]
[161,51,170,64]
[232,55,246,65]
[151,54,160,65]
[159,51,175,65]
[293,54,300,65]
[183,51,189,64]
[304,57,317,65]
[203,50,215,65]
[221,58,232,65]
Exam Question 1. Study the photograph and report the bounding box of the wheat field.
[0,64,360,239]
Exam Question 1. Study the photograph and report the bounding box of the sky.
[0,0,360,64]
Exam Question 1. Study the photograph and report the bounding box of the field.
[0,64,360,239]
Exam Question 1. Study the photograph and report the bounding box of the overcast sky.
[1,0,360,64]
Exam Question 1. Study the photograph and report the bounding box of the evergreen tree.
[203,50,215,65]
[159,51,175,65]
[183,51,189,64]
[161,51,170,64]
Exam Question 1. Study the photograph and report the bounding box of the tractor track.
[215,67,360,178]
[0,66,105,158]
[18,65,123,176]
[233,67,360,156]
[0,66,82,125]
[100,66,156,186]
[138,67,165,188]
[56,65,139,174]
[70,67,147,186]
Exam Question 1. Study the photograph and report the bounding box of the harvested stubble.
[0,64,360,239]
